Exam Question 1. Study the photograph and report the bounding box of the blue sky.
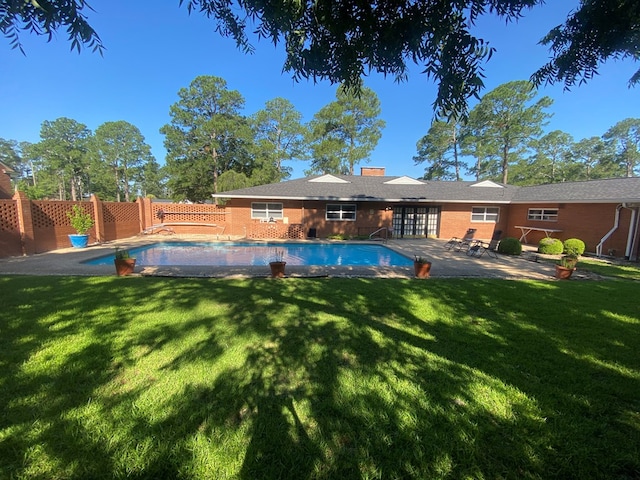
[1,1,638,180]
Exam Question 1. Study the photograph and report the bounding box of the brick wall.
[506,203,632,255]
[0,165,12,199]
[0,199,21,256]
[1,191,637,260]
[224,199,394,239]
[439,203,508,241]
[0,194,146,257]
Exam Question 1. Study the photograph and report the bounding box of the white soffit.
[308,174,350,183]
[470,180,504,188]
[384,176,425,185]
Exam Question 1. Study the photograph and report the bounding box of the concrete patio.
[0,235,591,280]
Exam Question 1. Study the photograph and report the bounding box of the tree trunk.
[502,144,509,184]
[453,127,460,181]
[212,146,219,194]
[114,165,121,202]
[123,165,130,202]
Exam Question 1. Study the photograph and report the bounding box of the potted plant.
[555,247,579,280]
[269,248,286,278]
[414,255,432,278]
[66,204,95,248]
[114,247,136,276]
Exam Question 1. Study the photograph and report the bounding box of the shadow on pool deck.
[0,235,591,280]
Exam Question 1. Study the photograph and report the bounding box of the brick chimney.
[360,167,385,176]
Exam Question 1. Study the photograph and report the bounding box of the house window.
[527,208,558,221]
[251,202,283,220]
[471,206,499,222]
[326,204,356,221]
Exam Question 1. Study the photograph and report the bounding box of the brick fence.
[0,194,232,258]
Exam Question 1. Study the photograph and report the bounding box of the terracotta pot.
[414,261,432,278]
[555,264,575,280]
[114,258,136,276]
[269,261,286,278]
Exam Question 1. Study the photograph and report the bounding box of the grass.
[577,258,640,280]
[1,275,639,479]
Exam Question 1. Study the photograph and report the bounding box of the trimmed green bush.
[497,237,522,256]
[564,238,586,256]
[538,237,564,255]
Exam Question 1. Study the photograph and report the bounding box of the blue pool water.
[84,242,414,267]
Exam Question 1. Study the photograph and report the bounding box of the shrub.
[66,204,95,235]
[497,237,522,256]
[538,237,564,255]
[564,238,586,256]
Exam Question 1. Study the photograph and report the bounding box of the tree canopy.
[250,97,306,182]
[3,0,638,117]
[414,120,464,181]
[160,75,254,201]
[30,117,92,200]
[463,80,552,184]
[89,121,155,201]
[306,85,385,176]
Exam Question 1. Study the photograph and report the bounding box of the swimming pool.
[84,242,414,267]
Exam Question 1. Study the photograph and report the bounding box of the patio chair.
[466,240,495,258]
[444,228,477,252]
[466,230,502,259]
[487,230,502,252]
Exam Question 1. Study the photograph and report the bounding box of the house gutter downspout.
[596,204,623,257]
[624,205,639,261]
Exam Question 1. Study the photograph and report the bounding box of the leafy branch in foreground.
[0,0,104,54]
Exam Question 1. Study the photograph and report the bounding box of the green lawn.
[578,258,640,281]
[1,275,639,479]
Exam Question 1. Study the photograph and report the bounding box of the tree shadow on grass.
[0,276,639,479]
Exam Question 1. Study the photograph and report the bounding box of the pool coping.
[0,234,581,280]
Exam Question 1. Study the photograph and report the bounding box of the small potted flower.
[114,247,136,276]
[414,255,432,278]
[269,248,286,278]
[66,204,95,248]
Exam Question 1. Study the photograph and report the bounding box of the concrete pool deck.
[0,235,596,281]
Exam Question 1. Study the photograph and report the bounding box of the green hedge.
[497,237,522,256]
[538,238,564,255]
[564,238,586,256]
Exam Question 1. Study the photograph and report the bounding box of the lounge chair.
[466,230,502,258]
[444,228,477,252]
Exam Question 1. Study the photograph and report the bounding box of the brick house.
[212,167,640,261]
[0,161,14,199]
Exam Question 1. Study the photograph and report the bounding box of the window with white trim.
[471,206,499,222]
[527,208,558,221]
[251,202,283,220]
[326,204,356,221]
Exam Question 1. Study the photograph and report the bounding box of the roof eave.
[212,194,512,203]
[510,199,640,204]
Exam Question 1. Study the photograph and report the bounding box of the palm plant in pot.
[414,255,432,278]
[66,204,95,248]
[269,248,286,278]
[114,247,136,276]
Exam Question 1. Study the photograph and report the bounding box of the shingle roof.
[0,161,15,174]
[213,174,640,204]
[511,177,640,203]
[214,174,518,203]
